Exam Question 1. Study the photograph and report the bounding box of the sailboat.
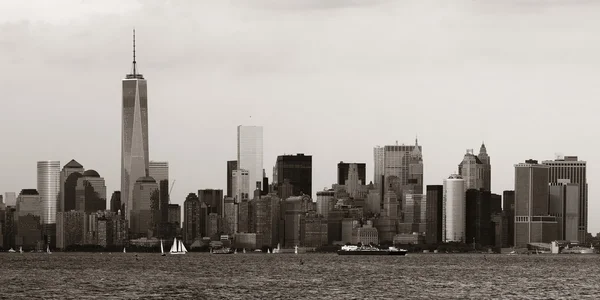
[123,247,126,254]
[19,246,23,254]
[294,245,298,255]
[267,248,271,254]
[169,237,187,255]
[8,248,16,253]
[243,248,246,254]
[160,240,166,256]
[46,245,52,254]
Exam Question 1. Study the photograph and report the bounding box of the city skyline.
[1,0,600,233]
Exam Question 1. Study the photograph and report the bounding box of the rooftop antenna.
[132,28,137,75]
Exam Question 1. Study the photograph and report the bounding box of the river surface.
[1,253,599,299]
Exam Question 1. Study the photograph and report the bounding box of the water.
[1,253,599,299]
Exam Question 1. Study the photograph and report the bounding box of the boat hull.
[337,250,408,256]
[170,252,186,255]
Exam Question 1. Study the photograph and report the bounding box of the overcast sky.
[1,0,599,232]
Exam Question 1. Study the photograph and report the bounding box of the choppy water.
[1,253,599,299]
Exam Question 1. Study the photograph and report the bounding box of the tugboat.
[337,245,408,256]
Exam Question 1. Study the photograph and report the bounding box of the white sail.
[179,240,188,253]
[46,245,51,254]
[294,245,298,254]
[170,238,178,253]
[268,249,271,254]
[161,240,165,254]
[123,247,126,253]
[19,246,23,254]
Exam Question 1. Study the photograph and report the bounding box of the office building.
[226,160,237,197]
[381,140,423,200]
[16,189,42,217]
[338,162,366,186]
[373,146,384,188]
[232,169,250,203]
[149,161,168,183]
[223,197,237,234]
[183,193,200,243]
[131,177,158,237]
[56,210,86,249]
[5,192,16,206]
[503,190,515,247]
[426,185,443,244]
[59,160,84,212]
[316,190,335,219]
[110,191,122,214]
[283,195,311,247]
[37,161,60,225]
[542,156,587,242]
[122,32,150,226]
[301,212,328,247]
[514,160,557,247]
[75,170,107,213]
[275,154,312,198]
[168,204,181,228]
[398,194,426,234]
[443,174,465,242]
[198,189,224,217]
[237,125,263,199]
[477,143,491,191]
[465,189,492,246]
[458,150,485,191]
[549,183,579,241]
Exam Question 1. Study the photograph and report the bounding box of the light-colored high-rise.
[5,192,17,206]
[458,149,485,191]
[477,143,491,191]
[122,31,150,225]
[37,161,60,224]
[232,169,250,203]
[373,146,384,188]
[149,161,169,183]
[237,125,263,198]
[443,174,465,242]
[381,140,423,198]
[542,156,587,242]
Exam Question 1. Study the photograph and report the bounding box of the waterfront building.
[275,154,312,198]
[183,193,200,243]
[353,222,378,245]
[503,190,515,247]
[301,212,328,247]
[237,125,263,199]
[206,212,219,239]
[131,177,158,238]
[549,183,579,241]
[542,156,587,242]
[168,204,181,228]
[443,174,465,242]
[514,160,557,247]
[226,160,237,197]
[465,189,492,246]
[393,232,425,245]
[122,32,150,226]
[223,197,237,234]
[426,185,443,244]
[235,232,258,249]
[283,195,311,247]
[37,160,60,246]
[2,207,16,249]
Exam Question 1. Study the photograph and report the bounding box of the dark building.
[168,204,181,229]
[490,193,502,214]
[3,207,16,249]
[159,180,169,222]
[63,172,83,212]
[465,189,493,247]
[183,194,200,243]
[275,154,312,198]
[337,162,366,186]
[226,160,237,198]
[503,190,515,247]
[75,170,106,213]
[198,189,223,216]
[110,191,121,214]
[425,185,443,244]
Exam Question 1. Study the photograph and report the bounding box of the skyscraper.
[237,125,263,199]
[75,170,107,213]
[514,160,557,247]
[59,159,84,212]
[110,191,122,214]
[549,183,579,241]
[443,174,465,242]
[226,160,238,197]
[381,140,423,199]
[122,31,150,225]
[477,143,491,191]
[426,185,443,244]
[337,162,366,186]
[373,146,384,188]
[4,192,16,206]
[275,154,312,198]
[198,189,223,217]
[458,150,485,191]
[37,161,60,225]
[502,190,515,247]
[542,156,587,242]
[232,169,250,203]
[183,193,200,243]
[149,161,168,183]
[131,177,158,238]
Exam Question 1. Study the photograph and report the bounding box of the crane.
[169,179,176,203]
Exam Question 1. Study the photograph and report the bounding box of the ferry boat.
[337,245,408,256]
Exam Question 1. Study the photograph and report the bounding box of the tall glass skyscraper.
[122,31,150,225]
[237,125,263,199]
[37,161,60,224]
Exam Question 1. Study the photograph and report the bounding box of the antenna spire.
[132,28,137,75]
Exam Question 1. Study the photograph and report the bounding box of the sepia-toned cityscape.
[0,33,591,255]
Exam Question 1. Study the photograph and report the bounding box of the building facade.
[458,150,485,191]
[121,41,150,227]
[426,185,443,244]
[131,177,158,238]
[275,154,312,198]
[337,162,366,186]
[232,169,250,203]
[183,193,200,243]
[443,174,465,242]
[237,125,263,199]
[226,160,238,197]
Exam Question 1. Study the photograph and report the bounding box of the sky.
[1,0,599,231]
